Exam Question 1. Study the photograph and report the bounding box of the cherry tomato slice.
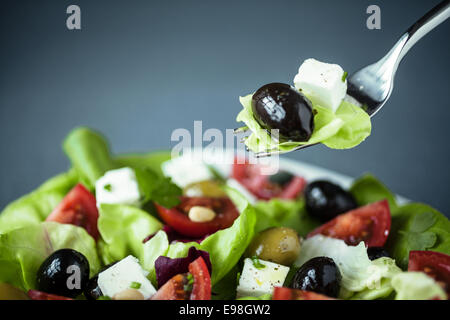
[28,290,73,300]
[232,159,305,200]
[189,257,211,300]
[155,197,239,238]
[307,200,391,247]
[272,287,335,300]
[279,177,307,199]
[46,184,100,240]
[408,250,450,297]
[151,257,211,300]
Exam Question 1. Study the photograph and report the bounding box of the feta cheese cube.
[162,156,213,188]
[95,167,141,207]
[98,255,156,299]
[293,58,347,113]
[236,258,290,298]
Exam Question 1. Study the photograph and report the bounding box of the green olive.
[0,283,29,300]
[183,180,227,198]
[246,227,301,266]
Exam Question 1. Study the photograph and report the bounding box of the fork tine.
[254,143,316,158]
[233,126,249,134]
[254,147,283,158]
[254,151,273,158]
[255,151,278,158]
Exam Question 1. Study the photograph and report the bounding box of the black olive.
[83,262,117,300]
[367,247,390,261]
[36,249,90,298]
[252,83,314,142]
[304,180,357,222]
[291,257,341,298]
[268,171,294,186]
[84,275,103,300]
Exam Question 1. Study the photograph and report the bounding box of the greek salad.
[0,127,449,300]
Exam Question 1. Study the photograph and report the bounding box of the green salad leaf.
[350,278,395,300]
[163,240,197,259]
[236,93,371,154]
[63,127,117,189]
[0,170,79,234]
[391,272,447,300]
[253,198,320,237]
[0,222,101,291]
[97,204,163,265]
[142,230,170,286]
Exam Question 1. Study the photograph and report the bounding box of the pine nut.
[112,288,144,300]
[188,206,216,222]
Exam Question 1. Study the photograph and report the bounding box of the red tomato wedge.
[28,290,73,300]
[307,200,391,247]
[151,257,211,300]
[272,287,335,300]
[46,184,100,240]
[188,256,211,300]
[408,251,450,297]
[155,197,239,238]
[232,159,305,200]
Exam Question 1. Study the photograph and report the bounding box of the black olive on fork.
[251,83,315,142]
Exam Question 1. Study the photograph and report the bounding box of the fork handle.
[390,0,450,69]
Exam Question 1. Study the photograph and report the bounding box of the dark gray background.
[1,0,449,215]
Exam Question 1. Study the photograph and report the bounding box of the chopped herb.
[395,211,438,267]
[342,71,348,82]
[183,273,194,292]
[130,281,141,289]
[97,296,112,300]
[251,256,266,269]
[104,183,112,192]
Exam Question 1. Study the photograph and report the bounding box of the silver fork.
[242,0,450,158]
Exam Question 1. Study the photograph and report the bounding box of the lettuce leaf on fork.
[236,93,371,154]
